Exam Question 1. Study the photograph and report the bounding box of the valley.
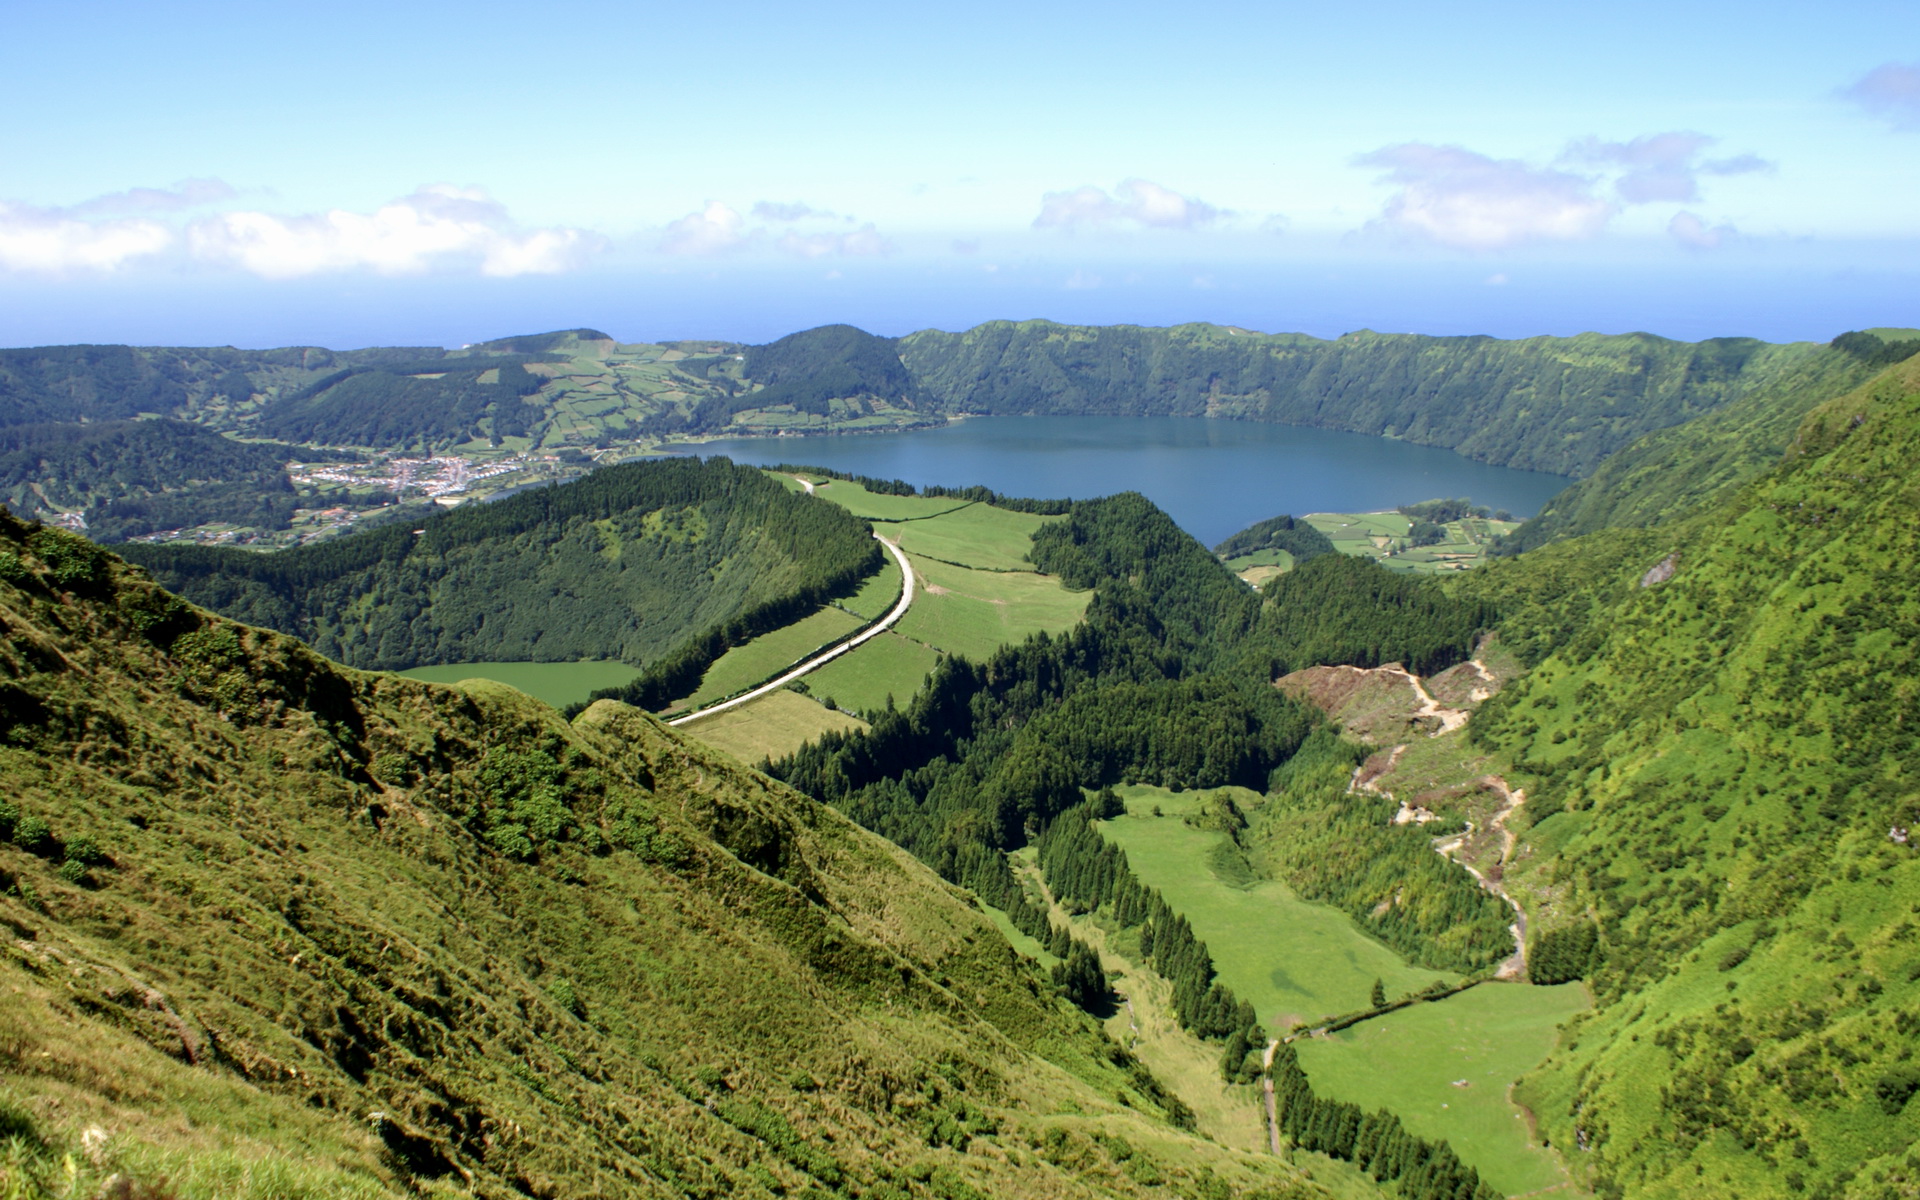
[0,321,1916,1200]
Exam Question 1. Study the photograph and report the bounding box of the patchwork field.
[1304,511,1520,574]
[393,659,642,709]
[1293,982,1589,1197]
[678,688,868,765]
[1100,782,1585,1195]
[1101,785,1453,1026]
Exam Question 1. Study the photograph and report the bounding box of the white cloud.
[1668,211,1737,250]
[659,201,750,256]
[1485,272,1510,286]
[662,201,893,258]
[1561,132,1769,204]
[1034,178,1222,230]
[191,185,601,277]
[74,178,238,216]
[0,202,173,272]
[1845,62,1920,130]
[751,200,832,222]
[776,223,892,259]
[1356,144,1615,249]
[1064,269,1102,289]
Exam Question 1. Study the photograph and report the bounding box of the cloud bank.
[1355,144,1615,249]
[1034,179,1222,230]
[0,182,602,276]
[659,200,893,258]
[191,186,601,277]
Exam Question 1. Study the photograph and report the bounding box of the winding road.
[667,533,915,726]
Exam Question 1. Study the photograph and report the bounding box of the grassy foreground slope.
[0,517,1335,1200]
[122,456,882,673]
[1455,355,1920,1199]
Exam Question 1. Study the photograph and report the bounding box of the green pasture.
[394,660,643,710]
[677,607,866,708]
[896,553,1091,662]
[802,632,941,717]
[835,554,905,620]
[680,688,867,765]
[1222,547,1295,572]
[811,479,973,521]
[884,502,1061,571]
[1304,511,1520,574]
[1293,982,1588,1197]
[1101,785,1453,1027]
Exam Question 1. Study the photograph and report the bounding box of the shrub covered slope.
[0,514,1333,1200]
[1452,355,1920,1198]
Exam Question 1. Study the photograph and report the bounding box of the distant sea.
[691,416,1571,547]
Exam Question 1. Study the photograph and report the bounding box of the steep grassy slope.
[1453,356,1920,1199]
[0,516,1334,1200]
[121,456,881,672]
[1504,344,1881,550]
[899,322,1825,476]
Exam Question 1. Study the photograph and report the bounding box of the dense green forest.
[255,356,554,448]
[0,419,348,541]
[1211,513,1336,562]
[0,512,1330,1199]
[123,456,881,671]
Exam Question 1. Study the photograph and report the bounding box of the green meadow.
[1293,982,1589,1197]
[676,607,866,708]
[393,660,642,709]
[680,687,868,765]
[896,553,1093,661]
[889,502,1061,571]
[801,631,941,716]
[1304,511,1520,574]
[1102,785,1453,1026]
[809,478,972,520]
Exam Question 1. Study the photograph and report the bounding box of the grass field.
[394,660,642,709]
[1304,512,1520,575]
[896,553,1093,661]
[1293,982,1589,1197]
[889,503,1060,571]
[809,479,972,521]
[676,607,866,708]
[679,688,868,765]
[1101,785,1453,1028]
[801,631,942,717]
[836,555,905,620]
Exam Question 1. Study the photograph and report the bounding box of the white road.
[667,533,914,726]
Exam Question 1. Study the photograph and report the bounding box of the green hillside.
[899,322,1829,476]
[0,514,1338,1200]
[0,419,353,543]
[1450,354,1920,1198]
[121,456,882,672]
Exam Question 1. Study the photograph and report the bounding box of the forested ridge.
[0,419,350,542]
[896,321,1827,476]
[122,456,881,671]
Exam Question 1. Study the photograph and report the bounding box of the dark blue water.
[692,416,1571,548]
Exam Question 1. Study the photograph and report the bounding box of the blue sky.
[2,0,1916,347]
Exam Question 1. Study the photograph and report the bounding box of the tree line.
[125,456,880,673]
